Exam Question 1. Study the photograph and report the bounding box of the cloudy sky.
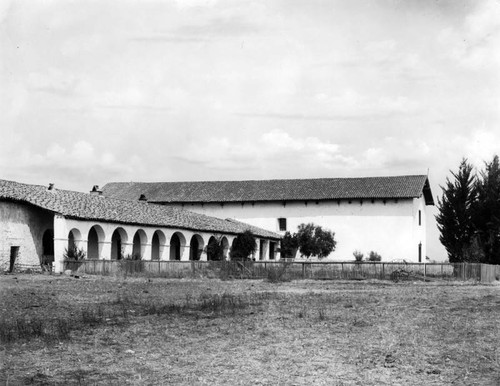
[1,0,499,259]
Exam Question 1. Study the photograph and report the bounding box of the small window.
[278,218,287,232]
[418,210,422,226]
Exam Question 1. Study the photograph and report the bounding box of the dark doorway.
[111,230,122,260]
[42,229,54,256]
[132,232,143,259]
[170,233,181,260]
[418,243,422,263]
[88,227,100,259]
[151,232,160,260]
[190,237,200,261]
[269,242,275,260]
[9,246,19,273]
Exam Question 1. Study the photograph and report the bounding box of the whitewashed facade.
[102,175,434,262]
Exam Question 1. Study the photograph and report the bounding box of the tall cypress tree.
[473,155,500,264]
[436,159,477,262]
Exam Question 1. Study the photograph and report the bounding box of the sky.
[1,0,499,260]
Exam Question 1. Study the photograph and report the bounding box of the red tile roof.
[0,179,281,239]
[102,175,434,205]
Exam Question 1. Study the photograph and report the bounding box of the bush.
[63,245,86,261]
[207,236,225,261]
[230,230,257,260]
[124,253,142,261]
[353,250,364,262]
[368,251,382,262]
[296,223,336,259]
[280,231,299,259]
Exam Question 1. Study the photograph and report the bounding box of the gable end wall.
[0,201,54,271]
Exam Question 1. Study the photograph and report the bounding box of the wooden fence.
[63,260,500,283]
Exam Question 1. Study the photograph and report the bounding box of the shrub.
[353,250,364,262]
[63,245,86,260]
[207,235,225,261]
[368,251,382,261]
[124,253,142,261]
[280,231,299,259]
[230,230,257,260]
[296,223,336,259]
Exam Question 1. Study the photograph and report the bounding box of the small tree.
[230,230,257,260]
[296,223,336,259]
[63,245,86,261]
[280,231,299,259]
[368,251,382,262]
[353,250,364,262]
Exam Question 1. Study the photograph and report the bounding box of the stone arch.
[132,229,147,259]
[170,232,186,261]
[207,236,227,261]
[68,228,82,250]
[230,238,238,260]
[189,234,204,261]
[151,230,166,261]
[88,225,105,259]
[221,236,230,260]
[111,227,128,260]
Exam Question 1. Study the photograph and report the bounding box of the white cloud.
[438,0,500,70]
[174,0,218,9]
[180,130,354,172]
[456,129,500,168]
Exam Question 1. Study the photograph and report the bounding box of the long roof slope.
[0,179,281,239]
[102,175,434,205]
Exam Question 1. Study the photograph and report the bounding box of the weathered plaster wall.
[0,201,53,271]
[171,197,428,262]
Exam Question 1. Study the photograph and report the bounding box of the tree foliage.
[437,155,500,264]
[280,231,299,259]
[368,251,382,262]
[296,223,336,259]
[230,230,257,260]
[473,155,500,264]
[207,236,225,261]
[436,158,477,263]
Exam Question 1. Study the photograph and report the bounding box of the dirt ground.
[1,274,499,385]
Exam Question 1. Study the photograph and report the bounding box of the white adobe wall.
[173,197,428,262]
[0,201,53,271]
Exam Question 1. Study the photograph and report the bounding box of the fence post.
[424,263,426,282]
[302,263,305,279]
[463,263,466,281]
[382,263,385,280]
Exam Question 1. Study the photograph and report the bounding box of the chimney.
[90,185,103,196]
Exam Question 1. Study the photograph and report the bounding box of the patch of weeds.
[318,307,327,321]
[265,264,292,283]
[297,307,308,318]
[198,292,249,315]
[81,305,104,326]
[54,318,71,341]
[0,316,73,344]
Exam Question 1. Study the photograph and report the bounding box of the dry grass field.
[1,274,499,385]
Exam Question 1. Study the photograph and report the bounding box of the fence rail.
[63,260,500,283]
